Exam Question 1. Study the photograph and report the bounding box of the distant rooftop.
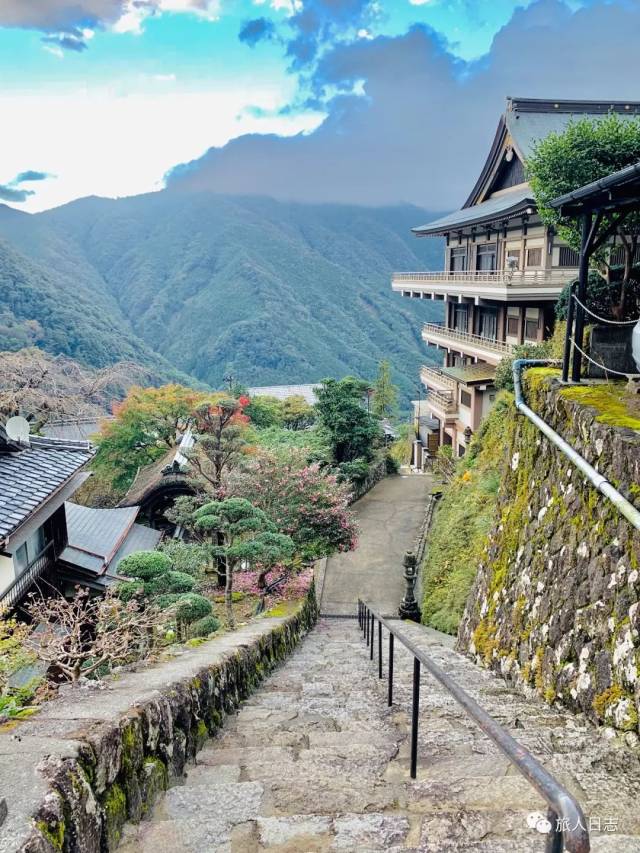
[43,416,111,443]
[441,364,497,385]
[248,384,320,405]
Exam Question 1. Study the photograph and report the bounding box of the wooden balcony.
[392,268,577,303]
[422,323,514,363]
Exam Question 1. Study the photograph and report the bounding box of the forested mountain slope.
[0,193,444,398]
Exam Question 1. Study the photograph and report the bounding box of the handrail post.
[545,809,562,853]
[378,620,383,679]
[562,282,576,383]
[410,657,420,779]
[388,633,394,706]
[370,616,375,660]
[365,608,369,644]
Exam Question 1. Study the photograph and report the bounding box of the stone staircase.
[120,618,640,852]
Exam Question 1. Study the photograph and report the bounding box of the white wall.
[0,554,16,597]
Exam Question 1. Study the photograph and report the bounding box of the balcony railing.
[0,542,56,611]
[422,323,515,356]
[393,268,577,288]
[420,364,458,392]
[424,388,457,416]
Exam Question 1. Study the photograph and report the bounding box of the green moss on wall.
[102,783,127,850]
[421,393,516,634]
[560,384,640,431]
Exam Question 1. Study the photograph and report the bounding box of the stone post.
[399,550,421,622]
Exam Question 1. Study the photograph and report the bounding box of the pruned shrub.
[190,615,220,638]
[118,551,172,581]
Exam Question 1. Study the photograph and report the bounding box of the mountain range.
[0,192,444,402]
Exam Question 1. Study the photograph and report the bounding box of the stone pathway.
[120,617,640,852]
[320,474,431,616]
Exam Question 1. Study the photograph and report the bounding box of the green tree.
[315,377,381,465]
[371,360,398,420]
[282,395,315,430]
[244,396,284,429]
[193,498,294,628]
[92,384,207,492]
[527,114,640,317]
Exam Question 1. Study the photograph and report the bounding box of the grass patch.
[421,393,515,634]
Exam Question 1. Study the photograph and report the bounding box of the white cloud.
[0,84,321,213]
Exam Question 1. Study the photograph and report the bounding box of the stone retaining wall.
[0,591,317,853]
[458,374,640,735]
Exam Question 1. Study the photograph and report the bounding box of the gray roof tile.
[0,444,93,539]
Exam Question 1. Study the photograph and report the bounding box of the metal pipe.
[513,359,640,532]
[378,620,383,679]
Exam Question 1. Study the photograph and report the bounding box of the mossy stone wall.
[458,372,640,735]
[16,591,317,853]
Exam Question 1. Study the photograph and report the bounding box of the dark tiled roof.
[413,187,534,236]
[0,442,93,540]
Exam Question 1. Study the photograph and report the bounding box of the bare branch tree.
[25,587,160,682]
[0,348,146,431]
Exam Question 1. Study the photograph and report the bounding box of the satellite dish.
[5,416,30,444]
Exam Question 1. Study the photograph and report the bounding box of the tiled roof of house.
[412,187,534,236]
[506,98,640,161]
[0,437,93,540]
[61,502,162,578]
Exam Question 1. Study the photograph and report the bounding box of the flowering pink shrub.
[228,450,358,560]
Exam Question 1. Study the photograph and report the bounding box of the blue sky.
[0,0,635,211]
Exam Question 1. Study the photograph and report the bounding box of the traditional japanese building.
[394,97,640,462]
[0,424,160,610]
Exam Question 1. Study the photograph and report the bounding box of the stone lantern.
[399,550,421,622]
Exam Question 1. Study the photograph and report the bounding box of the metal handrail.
[422,323,515,355]
[0,542,56,611]
[357,600,590,853]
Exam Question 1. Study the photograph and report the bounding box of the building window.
[13,526,47,572]
[450,247,467,272]
[506,250,521,270]
[476,243,497,272]
[479,308,498,340]
[525,318,539,340]
[460,390,472,408]
[506,316,520,337]
[526,247,543,267]
[454,305,468,331]
[558,246,579,267]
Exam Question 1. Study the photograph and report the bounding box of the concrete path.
[120,618,640,852]
[319,474,431,617]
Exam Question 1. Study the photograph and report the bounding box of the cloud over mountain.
[167,0,640,209]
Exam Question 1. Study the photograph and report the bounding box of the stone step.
[121,618,640,852]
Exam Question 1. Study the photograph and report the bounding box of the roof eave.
[412,198,536,237]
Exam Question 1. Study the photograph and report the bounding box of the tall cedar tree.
[527,114,640,318]
[372,360,399,420]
